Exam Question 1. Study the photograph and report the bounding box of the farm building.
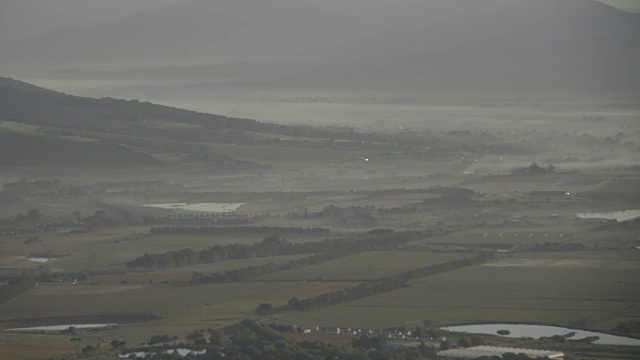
[529,191,573,202]
[438,345,564,359]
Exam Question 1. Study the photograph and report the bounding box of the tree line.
[192,252,352,283]
[142,214,260,226]
[289,253,494,312]
[127,230,430,269]
[149,225,330,237]
[0,273,36,303]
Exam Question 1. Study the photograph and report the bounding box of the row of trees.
[512,163,556,175]
[614,320,640,335]
[192,252,350,283]
[0,270,90,304]
[127,235,284,269]
[127,231,429,269]
[150,225,330,237]
[289,253,494,312]
[289,276,407,312]
[221,319,440,360]
[0,273,36,303]
[142,214,260,226]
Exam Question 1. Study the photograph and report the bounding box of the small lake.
[29,257,50,263]
[441,324,640,346]
[577,210,640,222]
[142,202,245,213]
[6,323,116,331]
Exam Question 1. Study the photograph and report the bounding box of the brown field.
[0,333,78,360]
[0,279,359,354]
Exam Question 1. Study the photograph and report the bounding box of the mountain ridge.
[1,0,638,91]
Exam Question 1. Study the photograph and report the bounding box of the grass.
[0,279,357,332]
[254,251,472,281]
[91,254,318,284]
[0,333,78,360]
[282,252,640,330]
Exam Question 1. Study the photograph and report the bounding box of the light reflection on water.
[577,210,640,222]
[141,202,245,213]
[441,323,640,346]
[6,324,116,331]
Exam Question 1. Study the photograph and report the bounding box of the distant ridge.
[1,0,638,91]
[0,77,368,169]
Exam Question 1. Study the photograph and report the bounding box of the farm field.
[91,254,319,284]
[254,251,472,281]
[1,76,639,359]
[282,251,640,331]
[0,279,357,333]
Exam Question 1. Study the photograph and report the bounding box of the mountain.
[0,0,185,44]
[0,77,373,169]
[1,0,638,91]
[0,0,360,65]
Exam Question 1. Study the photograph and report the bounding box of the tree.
[457,338,470,347]
[528,163,547,175]
[92,210,109,225]
[288,297,299,309]
[82,345,96,356]
[26,209,43,223]
[470,336,484,346]
[149,334,171,344]
[70,337,82,355]
[419,341,437,357]
[351,335,372,349]
[439,340,450,350]
[208,328,223,345]
[110,340,126,350]
[256,303,273,316]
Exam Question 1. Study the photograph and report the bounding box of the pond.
[29,257,50,263]
[577,210,640,222]
[440,324,640,346]
[5,323,116,331]
[142,202,245,213]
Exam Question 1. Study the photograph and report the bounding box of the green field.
[0,278,358,338]
[283,251,640,330]
[254,251,472,281]
[1,76,640,359]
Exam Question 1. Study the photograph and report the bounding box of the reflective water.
[441,324,640,346]
[6,323,116,331]
[577,210,640,222]
[142,202,245,213]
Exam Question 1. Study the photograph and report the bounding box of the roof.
[438,345,564,359]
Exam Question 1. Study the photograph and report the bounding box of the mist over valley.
[0,1,639,359]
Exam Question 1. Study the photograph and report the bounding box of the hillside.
[0,77,380,169]
[0,0,357,65]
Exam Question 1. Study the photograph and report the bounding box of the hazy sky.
[599,0,640,12]
[0,0,186,43]
[0,0,638,44]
